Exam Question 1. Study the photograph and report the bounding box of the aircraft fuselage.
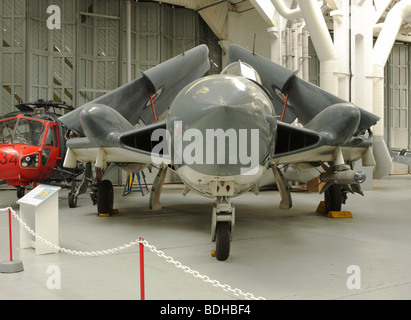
[165,74,277,198]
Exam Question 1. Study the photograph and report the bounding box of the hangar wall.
[386,43,411,174]
[0,0,221,185]
[225,9,272,59]
[0,0,221,115]
[1,0,26,115]
[1,0,410,179]
[238,1,409,177]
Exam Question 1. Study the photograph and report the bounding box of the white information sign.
[17,184,61,255]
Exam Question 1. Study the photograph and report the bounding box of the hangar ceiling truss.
[156,0,411,42]
[152,0,254,40]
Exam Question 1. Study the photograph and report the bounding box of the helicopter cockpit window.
[14,118,45,146]
[0,118,18,144]
[45,126,58,147]
[0,117,45,146]
[221,61,262,85]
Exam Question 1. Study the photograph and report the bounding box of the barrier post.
[0,207,24,273]
[139,237,145,300]
[8,207,13,262]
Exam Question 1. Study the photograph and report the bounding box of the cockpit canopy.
[221,61,262,85]
[0,116,46,146]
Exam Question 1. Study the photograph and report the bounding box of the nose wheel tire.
[215,222,231,261]
[17,187,25,199]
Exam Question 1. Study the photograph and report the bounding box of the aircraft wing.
[227,45,379,136]
[226,44,379,181]
[63,103,170,169]
[62,44,210,169]
[226,45,297,124]
[60,45,210,136]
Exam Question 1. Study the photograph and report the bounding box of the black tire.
[97,180,114,214]
[68,193,77,208]
[325,184,343,212]
[215,222,231,261]
[17,187,25,199]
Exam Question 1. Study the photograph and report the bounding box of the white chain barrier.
[140,239,266,300]
[3,207,266,300]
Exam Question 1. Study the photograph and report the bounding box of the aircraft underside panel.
[274,145,372,166]
[176,164,266,199]
[63,146,168,170]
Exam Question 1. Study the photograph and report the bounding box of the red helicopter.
[0,100,92,207]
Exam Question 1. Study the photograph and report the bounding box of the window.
[0,118,18,144]
[45,125,58,147]
[0,117,45,146]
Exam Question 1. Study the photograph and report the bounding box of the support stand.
[0,259,24,273]
[123,171,149,196]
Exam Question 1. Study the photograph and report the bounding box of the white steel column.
[267,25,282,65]
[297,0,338,95]
[331,1,350,101]
[126,0,132,83]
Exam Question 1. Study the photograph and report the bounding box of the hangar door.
[385,43,411,174]
[0,0,26,115]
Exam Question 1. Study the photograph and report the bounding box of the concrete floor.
[1,175,411,300]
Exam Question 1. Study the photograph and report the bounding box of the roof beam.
[249,0,276,26]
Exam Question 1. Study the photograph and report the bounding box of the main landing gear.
[324,184,344,212]
[211,196,235,261]
[68,162,95,208]
[97,179,114,215]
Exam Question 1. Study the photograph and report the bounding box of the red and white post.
[0,206,24,273]
[139,237,145,300]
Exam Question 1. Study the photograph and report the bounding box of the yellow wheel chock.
[316,201,352,218]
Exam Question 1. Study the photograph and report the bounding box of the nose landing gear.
[211,196,235,261]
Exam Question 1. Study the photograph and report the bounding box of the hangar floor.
[1,175,411,300]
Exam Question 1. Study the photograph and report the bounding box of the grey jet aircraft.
[60,44,382,261]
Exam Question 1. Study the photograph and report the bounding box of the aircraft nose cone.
[167,75,277,176]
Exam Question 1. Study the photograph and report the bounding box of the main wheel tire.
[215,222,231,261]
[17,187,25,199]
[325,184,343,212]
[97,180,114,214]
